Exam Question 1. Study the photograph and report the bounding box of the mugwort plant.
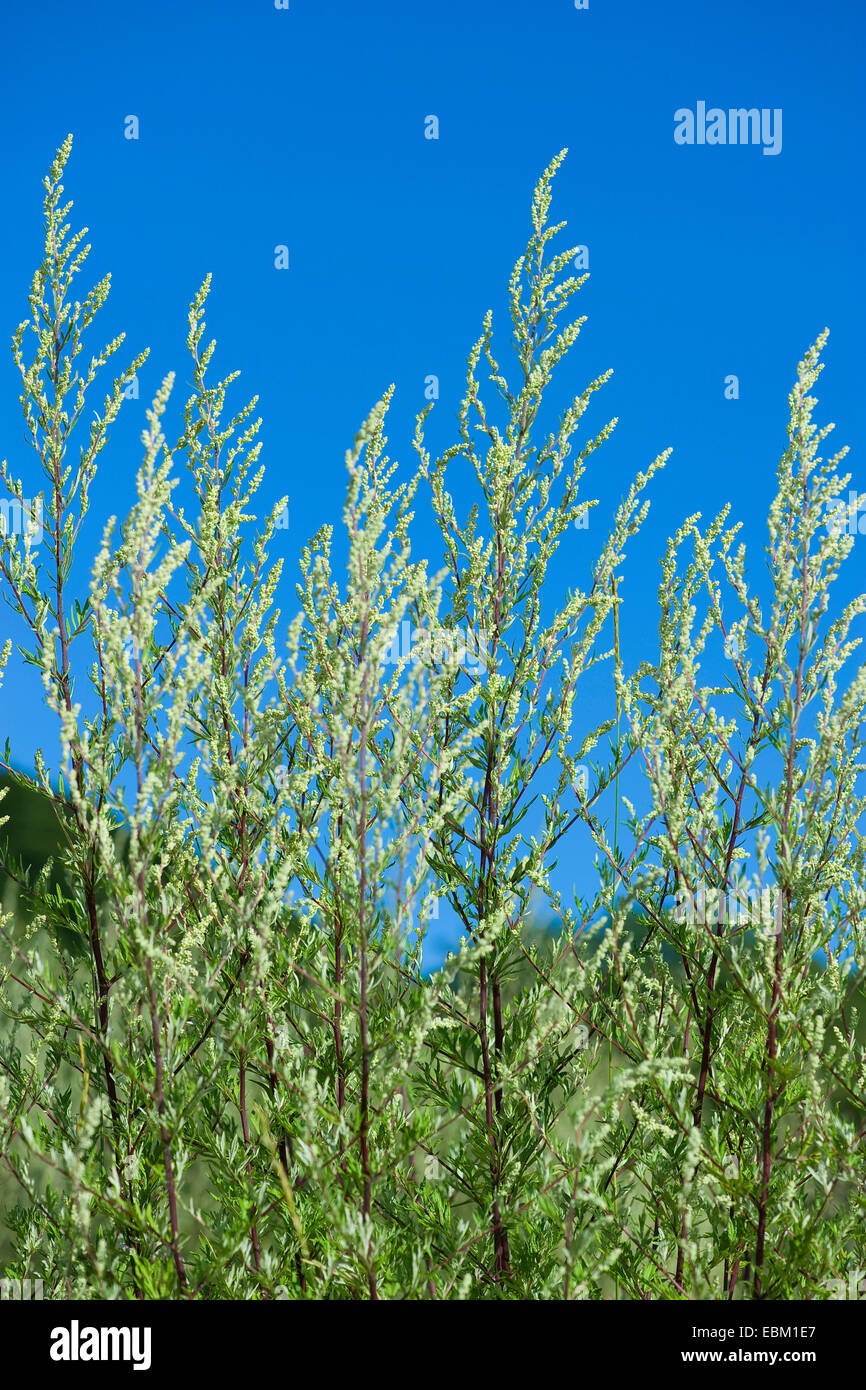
[0,139,864,1300]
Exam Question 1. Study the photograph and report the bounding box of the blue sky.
[0,0,863,964]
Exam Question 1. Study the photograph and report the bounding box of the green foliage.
[0,138,864,1300]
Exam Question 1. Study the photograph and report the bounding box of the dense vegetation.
[1,140,864,1300]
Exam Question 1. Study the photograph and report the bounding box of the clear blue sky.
[0,0,863,964]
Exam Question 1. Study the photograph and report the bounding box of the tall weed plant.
[0,139,864,1300]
